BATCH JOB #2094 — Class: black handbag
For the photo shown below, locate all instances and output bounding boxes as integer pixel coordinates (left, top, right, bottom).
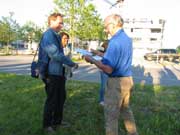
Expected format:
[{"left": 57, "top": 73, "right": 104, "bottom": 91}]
[{"left": 31, "top": 46, "right": 39, "bottom": 78}]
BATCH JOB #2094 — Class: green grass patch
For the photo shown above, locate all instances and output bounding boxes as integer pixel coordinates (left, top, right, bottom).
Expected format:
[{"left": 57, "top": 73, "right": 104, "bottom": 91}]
[{"left": 0, "top": 73, "right": 180, "bottom": 135}]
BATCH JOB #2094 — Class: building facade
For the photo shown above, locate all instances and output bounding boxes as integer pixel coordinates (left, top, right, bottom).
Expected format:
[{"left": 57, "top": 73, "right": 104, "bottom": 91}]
[{"left": 124, "top": 18, "right": 165, "bottom": 54}]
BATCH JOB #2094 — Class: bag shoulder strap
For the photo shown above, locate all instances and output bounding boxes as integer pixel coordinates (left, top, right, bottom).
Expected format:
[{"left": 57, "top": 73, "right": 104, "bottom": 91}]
[
  {"left": 32, "top": 45, "right": 39, "bottom": 62},
  {"left": 32, "top": 35, "right": 43, "bottom": 62}
]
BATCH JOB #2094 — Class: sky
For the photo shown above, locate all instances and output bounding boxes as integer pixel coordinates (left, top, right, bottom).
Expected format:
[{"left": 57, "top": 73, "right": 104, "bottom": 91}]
[
  {"left": 0, "top": 0, "right": 180, "bottom": 47},
  {"left": 1, "top": 0, "right": 179, "bottom": 25},
  {"left": 93, "top": 0, "right": 180, "bottom": 47},
  {"left": 0, "top": 0, "right": 55, "bottom": 26}
]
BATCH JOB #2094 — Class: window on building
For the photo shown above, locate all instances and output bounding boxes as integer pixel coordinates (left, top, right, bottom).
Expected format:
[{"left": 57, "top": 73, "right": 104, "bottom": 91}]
[
  {"left": 131, "top": 28, "right": 133, "bottom": 32},
  {"left": 150, "top": 38, "right": 157, "bottom": 41},
  {"left": 151, "top": 28, "right": 161, "bottom": 33},
  {"left": 133, "top": 37, "right": 142, "bottom": 42}
]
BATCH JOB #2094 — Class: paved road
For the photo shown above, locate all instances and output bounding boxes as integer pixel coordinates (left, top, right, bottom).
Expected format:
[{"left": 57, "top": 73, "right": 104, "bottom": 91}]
[{"left": 0, "top": 55, "right": 180, "bottom": 86}]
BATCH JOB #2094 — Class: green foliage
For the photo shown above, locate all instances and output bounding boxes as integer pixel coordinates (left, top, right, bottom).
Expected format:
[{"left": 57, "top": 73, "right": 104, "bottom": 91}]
[
  {"left": 0, "top": 12, "right": 20, "bottom": 45},
  {"left": 76, "top": 4, "right": 105, "bottom": 40},
  {"left": 53, "top": 0, "right": 106, "bottom": 42},
  {"left": 0, "top": 12, "right": 43, "bottom": 47},
  {"left": 176, "top": 45, "right": 180, "bottom": 53},
  {"left": 0, "top": 73, "right": 180, "bottom": 135},
  {"left": 20, "top": 21, "right": 43, "bottom": 42},
  {"left": 0, "top": 1, "right": 106, "bottom": 50}
]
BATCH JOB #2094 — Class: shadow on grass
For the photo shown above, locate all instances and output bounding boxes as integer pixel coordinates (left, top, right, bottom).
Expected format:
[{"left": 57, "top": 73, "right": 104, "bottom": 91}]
[
  {"left": 0, "top": 73, "right": 180, "bottom": 135},
  {"left": 0, "top": 73, "right": 104, "bottom": 135}
]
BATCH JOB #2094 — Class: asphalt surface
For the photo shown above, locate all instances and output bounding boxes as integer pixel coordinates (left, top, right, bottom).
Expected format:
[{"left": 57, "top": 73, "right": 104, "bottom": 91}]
[{"left": 0, "top": 55, "right": 180, "bottom": 86}]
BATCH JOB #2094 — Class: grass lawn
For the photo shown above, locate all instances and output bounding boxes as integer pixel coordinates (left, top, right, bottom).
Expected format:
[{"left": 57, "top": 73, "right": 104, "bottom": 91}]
[{"left": 0, "top": 73, "right": 180, "bottom": 135}]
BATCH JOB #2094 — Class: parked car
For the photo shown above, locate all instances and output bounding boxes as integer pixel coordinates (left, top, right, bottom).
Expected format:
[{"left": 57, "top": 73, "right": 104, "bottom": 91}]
[{"left": 144, "top": 49, "right": 180, "bottom": 62}]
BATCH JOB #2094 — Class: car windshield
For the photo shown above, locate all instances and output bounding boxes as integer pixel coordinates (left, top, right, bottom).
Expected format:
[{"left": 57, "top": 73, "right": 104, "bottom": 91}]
[{"left": 157, "top": 49, "right": 176, "bottom": 54}]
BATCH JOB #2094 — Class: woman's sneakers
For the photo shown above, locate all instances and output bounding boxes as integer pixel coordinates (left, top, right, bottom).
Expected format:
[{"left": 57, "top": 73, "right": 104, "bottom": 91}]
[
  {"left": 43, "top": 126, "right": 55, "bottom": 134},
  {"left": 99, "top": 101, "right": 105, "bottom": 106}
]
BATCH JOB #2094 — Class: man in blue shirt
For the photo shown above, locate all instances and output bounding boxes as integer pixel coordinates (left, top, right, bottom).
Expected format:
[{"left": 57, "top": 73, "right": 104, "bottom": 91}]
[
  {"left": 84, "top": 14, "right": 138, "bottom": 135},
  {"left": 39, "top": 13, "right": 78, "bottom": 133}
]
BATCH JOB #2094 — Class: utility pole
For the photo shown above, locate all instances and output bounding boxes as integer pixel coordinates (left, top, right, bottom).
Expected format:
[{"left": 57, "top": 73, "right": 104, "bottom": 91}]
[{"left": 160, "top": 19, "right": 166, "bottom": 49}]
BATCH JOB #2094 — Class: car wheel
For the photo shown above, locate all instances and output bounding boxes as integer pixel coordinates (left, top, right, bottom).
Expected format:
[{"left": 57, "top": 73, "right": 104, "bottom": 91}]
[
  {"left": 160, "top": 57, "right": 164, "bottom": 63},
  {"left": 169, "top": 57, "right": 173, "bottom": 62},
  {"left": 147, "top": 57, "right": 152, "bottom": 61}
]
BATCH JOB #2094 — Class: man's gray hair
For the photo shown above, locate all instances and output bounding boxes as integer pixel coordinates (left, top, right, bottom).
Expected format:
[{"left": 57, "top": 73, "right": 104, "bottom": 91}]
[{"left": 105, "top": 14, "right": 124, "bottom": 26}]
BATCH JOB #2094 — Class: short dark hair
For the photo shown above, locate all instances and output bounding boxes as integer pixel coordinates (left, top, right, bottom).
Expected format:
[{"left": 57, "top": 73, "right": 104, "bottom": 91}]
[
  {"left": 101, "top": 40, "right": 109, "bottom": 51},
  {"left": 48, "top": 13, "right": 63, "bottom": 26},
  {"left": 60, "top": 32, "right": 69, "bottom": 39}
]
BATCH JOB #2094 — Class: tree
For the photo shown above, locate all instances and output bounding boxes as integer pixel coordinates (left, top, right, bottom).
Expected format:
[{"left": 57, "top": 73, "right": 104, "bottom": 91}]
[
  {"left": 176, "top": 45, "right": 180, "bottom": 53},
  {"left": 0, "top": 12, "right": 43, "bottom": 54},
  {"left": 0, "top": 12, "right": 21, "bottom": 54},
  {"left": 20, "top": 21, "right": 43, "bottom": 43},
  {"left": 76, "top": 4, "right": 106, "bottom": 40},
  {"left": 53, "top": 0, "right": 106, "bottom": 48},
  {"left": 0, "top": 12, "right": 20, "bottom": 45}
]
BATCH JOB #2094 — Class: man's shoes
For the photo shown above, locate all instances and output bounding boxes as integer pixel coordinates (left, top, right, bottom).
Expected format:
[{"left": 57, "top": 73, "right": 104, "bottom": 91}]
[
  {"left": 43, "top": 126, "right": 56, "bottom": 134},
  {"left": 53, "top": 121, "right": 70, "bottom": 130},
  {"left": 61, "top": 121, "right": 70, "bottom": 128},
  {"left": 69, "top": 72, "right": 73, "bottom": 78}
]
